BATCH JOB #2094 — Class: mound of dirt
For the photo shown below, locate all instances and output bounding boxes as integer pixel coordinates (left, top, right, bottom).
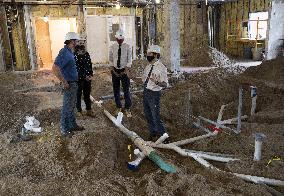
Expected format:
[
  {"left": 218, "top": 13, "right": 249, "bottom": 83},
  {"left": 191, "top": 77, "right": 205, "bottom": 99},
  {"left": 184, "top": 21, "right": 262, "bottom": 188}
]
[
  {"left": 244, "top": 57, "right": 284, "bottom": 85},
  {"left": 209, "top": 47, "right": 235, "bottom": 68},
  {"left": 1, "top": 59, "right": 284, "bottom": 195}
]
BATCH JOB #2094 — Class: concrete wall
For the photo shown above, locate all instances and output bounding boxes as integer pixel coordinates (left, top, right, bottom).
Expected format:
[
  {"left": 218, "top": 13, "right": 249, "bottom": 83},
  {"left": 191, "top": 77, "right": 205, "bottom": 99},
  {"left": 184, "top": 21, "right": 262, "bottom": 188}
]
[{"left": 267, "top": 0, "right": 284, "bottom": 59}]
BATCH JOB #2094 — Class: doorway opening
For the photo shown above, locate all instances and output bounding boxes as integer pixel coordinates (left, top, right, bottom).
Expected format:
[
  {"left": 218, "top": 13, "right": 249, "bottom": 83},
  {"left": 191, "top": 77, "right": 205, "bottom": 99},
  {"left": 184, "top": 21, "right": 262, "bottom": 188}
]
[{"left": 34, "top": 17, "right": 77, "bottom": 69}]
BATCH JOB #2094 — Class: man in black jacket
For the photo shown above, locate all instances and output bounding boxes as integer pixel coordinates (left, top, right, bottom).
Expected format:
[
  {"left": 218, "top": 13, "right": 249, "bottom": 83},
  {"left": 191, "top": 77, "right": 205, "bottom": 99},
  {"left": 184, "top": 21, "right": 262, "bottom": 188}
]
[{"left": 74, "top": 44, "right": 95, "bottom": 117}]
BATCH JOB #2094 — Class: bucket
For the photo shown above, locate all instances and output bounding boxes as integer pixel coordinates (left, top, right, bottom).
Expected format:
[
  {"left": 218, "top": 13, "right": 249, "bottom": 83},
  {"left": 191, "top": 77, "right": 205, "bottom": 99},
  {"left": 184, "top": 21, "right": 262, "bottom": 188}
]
[
  {"left": 252, "top": 48, "right": 263, "bottom": 61},
  {"left": 243, "top": 46, "right": 252, "bottom": 59}
]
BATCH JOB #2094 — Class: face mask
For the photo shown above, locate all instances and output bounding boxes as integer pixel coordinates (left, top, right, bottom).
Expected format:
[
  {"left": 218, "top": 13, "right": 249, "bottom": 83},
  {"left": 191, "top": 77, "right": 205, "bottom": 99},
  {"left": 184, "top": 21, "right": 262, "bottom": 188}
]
[
  {"left": 147, "top": 56, "right": 155, "bottom": 62},
  {"left": 117, "top": 39, "right": 124, "bottom": 45}
]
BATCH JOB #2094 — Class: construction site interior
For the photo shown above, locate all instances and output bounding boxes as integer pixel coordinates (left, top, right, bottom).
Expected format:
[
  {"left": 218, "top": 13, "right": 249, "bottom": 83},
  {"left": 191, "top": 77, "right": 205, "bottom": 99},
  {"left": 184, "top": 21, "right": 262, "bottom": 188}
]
[{"left": 0, "top": 0, "right": 284, "bottom": 195}]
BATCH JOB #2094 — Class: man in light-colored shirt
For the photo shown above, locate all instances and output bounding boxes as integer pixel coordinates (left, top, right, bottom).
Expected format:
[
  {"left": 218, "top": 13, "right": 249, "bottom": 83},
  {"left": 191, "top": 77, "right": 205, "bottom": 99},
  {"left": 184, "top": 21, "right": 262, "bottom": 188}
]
[
  {"left": 109, "top": 30, "right": 132, "bottom": 117},
  {"left": 141, "top": 45, "right": 169, "bottom": 142}
]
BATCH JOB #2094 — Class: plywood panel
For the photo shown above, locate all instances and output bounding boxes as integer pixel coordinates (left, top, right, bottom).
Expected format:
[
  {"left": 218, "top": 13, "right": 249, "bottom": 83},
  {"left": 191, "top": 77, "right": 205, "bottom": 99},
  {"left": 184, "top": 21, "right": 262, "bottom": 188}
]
[{"left": 35, "top": 19, "right": 52, "bottom": 66}]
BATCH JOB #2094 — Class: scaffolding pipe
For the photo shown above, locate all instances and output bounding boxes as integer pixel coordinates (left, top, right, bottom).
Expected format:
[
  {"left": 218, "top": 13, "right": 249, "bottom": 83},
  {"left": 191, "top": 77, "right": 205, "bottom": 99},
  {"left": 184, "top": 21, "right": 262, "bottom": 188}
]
[{"left": 103, "top": 110, "right": 176, "bottom": 173}]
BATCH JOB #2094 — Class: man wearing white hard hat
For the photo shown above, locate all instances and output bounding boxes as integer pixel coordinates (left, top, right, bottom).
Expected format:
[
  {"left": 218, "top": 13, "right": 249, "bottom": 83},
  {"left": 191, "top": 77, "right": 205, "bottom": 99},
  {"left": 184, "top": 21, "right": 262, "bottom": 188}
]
[
  {"left": 141, "top": 45, "right": 169, "bottom": 142},
  {"left": 109, "top": 30, "right": 133, "bottom": 117},
  {"left": 52, "top": 32, "right": 85, "bottom": 137}
]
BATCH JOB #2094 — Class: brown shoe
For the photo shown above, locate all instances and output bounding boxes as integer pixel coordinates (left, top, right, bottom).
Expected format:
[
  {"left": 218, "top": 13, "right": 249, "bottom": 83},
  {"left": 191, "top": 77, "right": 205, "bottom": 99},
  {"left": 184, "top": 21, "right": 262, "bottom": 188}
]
[
  {"left": 125, "top": 109, "right": 132, "bottom": 118},
  {"left": 86, "top": 110, "right": 96, "bottom": 117},
  {"left": 70, "top": 126, "right": 85, "bottom": 132}
]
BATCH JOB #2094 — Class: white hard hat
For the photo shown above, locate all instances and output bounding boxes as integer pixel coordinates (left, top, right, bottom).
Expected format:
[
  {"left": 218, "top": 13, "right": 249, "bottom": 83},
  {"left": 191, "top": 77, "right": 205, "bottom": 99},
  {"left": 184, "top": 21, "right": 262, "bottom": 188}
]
[
  {"left": 64, "top": 32, "right": 80, "bottom": 42},
  {"left": 147, "top": 45, "right": 161, "bottom": 54},
  {"left": 115, "top": 30, "right": 125, "bottom": 39}
]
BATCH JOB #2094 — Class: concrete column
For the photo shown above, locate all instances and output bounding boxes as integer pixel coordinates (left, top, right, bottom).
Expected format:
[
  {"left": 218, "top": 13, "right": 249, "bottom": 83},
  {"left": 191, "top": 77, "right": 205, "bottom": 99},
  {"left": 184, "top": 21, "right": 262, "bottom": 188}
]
[
  {"left": 267, "top": 0, "right": 284, "bottom": 60},
  {"left": 161, "top": 0, "right": 180, "bottom": 72}
]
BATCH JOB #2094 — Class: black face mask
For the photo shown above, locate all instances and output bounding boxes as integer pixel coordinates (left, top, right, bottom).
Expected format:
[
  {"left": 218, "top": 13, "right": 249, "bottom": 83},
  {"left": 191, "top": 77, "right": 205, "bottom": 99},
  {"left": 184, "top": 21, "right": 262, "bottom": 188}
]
[{"left": 147, "top": 56, "right": 155, "bottom": 62}]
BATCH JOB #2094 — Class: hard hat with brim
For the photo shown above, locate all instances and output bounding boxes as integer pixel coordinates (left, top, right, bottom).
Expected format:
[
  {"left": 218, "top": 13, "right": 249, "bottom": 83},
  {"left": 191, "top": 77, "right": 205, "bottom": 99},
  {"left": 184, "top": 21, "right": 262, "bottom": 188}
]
[
  {"left": 147, "top": 45, "right": 161, "bottom": 54},
  {"left": 64, "top": 32, "right": 80, "bottom": 41},
  {"left": 115, "top": 30, "right": 125, "bottom": 39}
]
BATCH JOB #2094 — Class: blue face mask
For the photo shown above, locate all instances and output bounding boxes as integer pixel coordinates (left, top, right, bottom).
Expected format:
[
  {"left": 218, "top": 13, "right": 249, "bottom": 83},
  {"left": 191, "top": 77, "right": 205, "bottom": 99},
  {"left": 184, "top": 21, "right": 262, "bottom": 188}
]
[{"left": 147, "top": 56, "right": 155, "bottom": 62}]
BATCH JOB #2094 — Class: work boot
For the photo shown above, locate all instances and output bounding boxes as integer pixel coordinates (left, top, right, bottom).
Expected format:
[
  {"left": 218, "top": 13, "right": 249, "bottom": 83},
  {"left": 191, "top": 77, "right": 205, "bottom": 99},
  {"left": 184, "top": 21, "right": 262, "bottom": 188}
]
[
  {"left": 70, "top": 125, "right": 85, "bottom": 132},
  {"left": 86, "top": 110, "right": 96, "bottom": 117},
  {"left": 115, "top": 108, "right": 122, "bottom": 115},
  {"left": 76, "top": 111, "right": 83, "bottom": 117},
  {"left": 163, "top": 138, "right": 171, "bottom": 144},
  {"left": 148, "top": 133, "right": 157, "bottom": 141},
  {"left": 61, "top": 131, "right": 74, "bottom": 138},
  {"left": 125, "top": 109, "right": 132, "bottom": 118}
]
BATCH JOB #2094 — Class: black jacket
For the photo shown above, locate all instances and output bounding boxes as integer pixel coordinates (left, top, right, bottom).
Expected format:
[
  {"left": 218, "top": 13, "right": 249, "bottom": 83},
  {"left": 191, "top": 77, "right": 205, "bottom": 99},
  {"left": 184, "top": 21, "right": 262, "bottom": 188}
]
[{"left": 74, "top": 52, "right": 93, "bottom": 81}]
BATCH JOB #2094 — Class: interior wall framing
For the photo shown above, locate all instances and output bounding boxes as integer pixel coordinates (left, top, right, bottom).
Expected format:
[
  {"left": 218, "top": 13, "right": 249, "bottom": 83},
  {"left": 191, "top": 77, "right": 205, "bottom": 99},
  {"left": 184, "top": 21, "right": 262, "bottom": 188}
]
[
  {"left": 219, "top": 0, "right": 271, "bottom": 58},
  {"left": 155, "top": 0, "right": 209, "bottom": 67},
  {"left": 0, "top": 5, "right": 13, "bottom": 71}
]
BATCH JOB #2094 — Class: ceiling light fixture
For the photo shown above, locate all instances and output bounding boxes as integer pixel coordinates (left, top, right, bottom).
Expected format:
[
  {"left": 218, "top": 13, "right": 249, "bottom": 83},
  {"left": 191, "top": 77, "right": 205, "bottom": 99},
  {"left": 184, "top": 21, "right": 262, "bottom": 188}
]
[{"left": 155, "top": 0, "right": 160, "bottom": 3}]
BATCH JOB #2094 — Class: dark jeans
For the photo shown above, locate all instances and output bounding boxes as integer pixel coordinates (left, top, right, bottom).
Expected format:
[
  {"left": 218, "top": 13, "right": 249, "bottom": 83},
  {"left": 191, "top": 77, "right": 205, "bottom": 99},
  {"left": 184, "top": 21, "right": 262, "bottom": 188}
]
[
  {"left": 76, "top": 80, "right": 92, "bottom": 112},
  {"left": 111, "top": 72, "right": 132, "bottom": 109},
  {"left": 143, "top": 88, "right": 166, "bottom": 136},
  {"left": 61, "top": 82, "right": 79, "bottom": 134}
]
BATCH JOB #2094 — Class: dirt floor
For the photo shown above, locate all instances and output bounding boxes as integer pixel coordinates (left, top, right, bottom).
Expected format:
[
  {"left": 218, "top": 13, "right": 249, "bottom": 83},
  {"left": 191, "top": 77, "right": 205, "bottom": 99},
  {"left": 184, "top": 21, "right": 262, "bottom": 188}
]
[{"left": 0, "top": 57, "right": 283, "bottom": 195}]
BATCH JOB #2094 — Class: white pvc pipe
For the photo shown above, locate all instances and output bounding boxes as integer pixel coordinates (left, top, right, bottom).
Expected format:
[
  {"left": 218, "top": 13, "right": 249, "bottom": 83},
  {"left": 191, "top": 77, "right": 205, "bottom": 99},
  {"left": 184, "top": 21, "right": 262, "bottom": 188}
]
[
  {"left": 154, "top": 143, "right": 238, "bottom": 163},
  {"left": 232, "top": 173, "right": 284, "bottom": 186},
  {"left": 193, "top": 153, "right": 239, "bottom": 163},
  {"left": 155, "top": 133, "right": 169, "bottom": 145},
  {"left": 251, "top": 96, "right": 257, "bottom": 116},
  {"left": 219, "top": 115, "right": 248, "bottom": 125},
  {"left": 199, "top": 116, "right": 238, "bottom": 134},
  {"left": 184, "top": 149, "right": 234, "bottom": 158},
  {"left": 217, "top": 104, "right": 228, "bottom": 124},
  {"left": 116, "top": 112, "right": 123, "bottom": 125},
  {"left": 168, "top": 132, "right": 218, "bottom": 146},
  {"left": 253, "top": 133, "right": 266, "bottom": 161},
  {"left": 250, "top": 86, "right": 257, "bottom": 116},
  {"left": 237, "top": 88, "right": 243, "bottom": 133},
  {"left": 254, "top": 140, "right": 263, "bottom": 161},
  {"left": 190, "top": 154, "right": 215, "bottom": 169},
  {"left": 104, "top": 109, "right": 154, "bottom": 156},
  {"left": 193, "top": 122, "right": 211, "bottom": 133}
]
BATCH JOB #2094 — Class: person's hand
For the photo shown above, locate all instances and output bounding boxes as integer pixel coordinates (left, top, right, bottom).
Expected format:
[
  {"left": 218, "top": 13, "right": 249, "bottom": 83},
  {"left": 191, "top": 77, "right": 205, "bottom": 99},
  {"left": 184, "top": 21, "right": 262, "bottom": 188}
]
[
  {"left": 86, "top": 75, "right": 93, "bottom": 81},
  {"left": 111, "top": 69, "right": 120, "bottom": 77},
  {"left": 150, "top": 73, "right": 159, "bottom": 84},
  {"left": 63, "top": 80, "right": 70, "bottom": 90}
]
